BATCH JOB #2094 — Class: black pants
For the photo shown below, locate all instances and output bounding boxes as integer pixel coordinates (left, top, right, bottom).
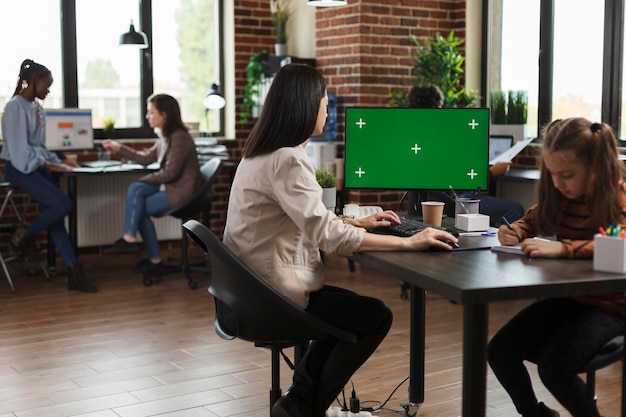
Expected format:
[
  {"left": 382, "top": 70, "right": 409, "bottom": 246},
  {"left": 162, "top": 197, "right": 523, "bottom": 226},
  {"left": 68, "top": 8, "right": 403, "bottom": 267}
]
[
  {"left": 289, "top": 285, "right": 393, "bottom": 415},
  {"left": 487, "top": 297, "right": 623, "bottom": 417}
]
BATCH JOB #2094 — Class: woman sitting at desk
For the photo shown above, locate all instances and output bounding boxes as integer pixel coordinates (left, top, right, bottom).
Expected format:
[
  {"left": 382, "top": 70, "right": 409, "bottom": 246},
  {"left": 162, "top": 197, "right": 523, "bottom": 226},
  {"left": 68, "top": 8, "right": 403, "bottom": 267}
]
[
  {"left": 1, "top": 59, "right": 95, "bottom": 293},
  {"left": 225, "top": 63, "right": 458, "bottom": 417},
  {"left": 102, "top": 94, "right": 201, "bottom": 277},
  {"left": 489, "top": 117, "right": 626, "bottom": 417}
]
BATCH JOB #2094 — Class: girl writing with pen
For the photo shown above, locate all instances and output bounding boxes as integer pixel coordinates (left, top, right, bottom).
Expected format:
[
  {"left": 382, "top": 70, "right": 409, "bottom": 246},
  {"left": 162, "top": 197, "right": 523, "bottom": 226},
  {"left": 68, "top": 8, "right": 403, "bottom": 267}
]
[{"left": 489, "top": 117, "right": 626, "bottom": 417}]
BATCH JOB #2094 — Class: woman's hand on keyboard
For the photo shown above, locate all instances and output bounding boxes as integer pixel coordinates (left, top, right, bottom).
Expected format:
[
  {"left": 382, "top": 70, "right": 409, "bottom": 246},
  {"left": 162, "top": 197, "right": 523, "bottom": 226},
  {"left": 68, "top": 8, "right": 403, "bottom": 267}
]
[{"left": 353, "top": 210, "right": 400, "bottom": 230}]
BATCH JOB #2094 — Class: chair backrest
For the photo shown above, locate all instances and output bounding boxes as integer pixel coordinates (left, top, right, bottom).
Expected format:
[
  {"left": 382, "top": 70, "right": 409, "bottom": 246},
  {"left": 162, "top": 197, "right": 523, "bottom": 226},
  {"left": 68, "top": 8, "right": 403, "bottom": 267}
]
[
  {"left": 165, "top": 158, "right": 222, "bottom": 219},
  {"left": 182, "top": 219, "right": 357, "bottom": 345}
]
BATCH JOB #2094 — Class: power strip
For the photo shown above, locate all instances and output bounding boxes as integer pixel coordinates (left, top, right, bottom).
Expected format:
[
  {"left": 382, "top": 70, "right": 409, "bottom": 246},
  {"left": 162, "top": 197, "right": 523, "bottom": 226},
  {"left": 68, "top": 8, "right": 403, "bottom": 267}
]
[{"left": 325, "top": 407, "right": 373, "bottom": 417}]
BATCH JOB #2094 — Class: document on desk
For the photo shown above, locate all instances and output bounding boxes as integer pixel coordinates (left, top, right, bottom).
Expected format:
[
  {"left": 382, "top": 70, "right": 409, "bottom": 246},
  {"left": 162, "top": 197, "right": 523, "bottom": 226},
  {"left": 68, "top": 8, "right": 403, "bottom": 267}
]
[
  {"left": 491, "top": 237, "right": 552, "bottom": 255},
  {"left": 489, "top": 137, "right": 534, "bottom": 166}
]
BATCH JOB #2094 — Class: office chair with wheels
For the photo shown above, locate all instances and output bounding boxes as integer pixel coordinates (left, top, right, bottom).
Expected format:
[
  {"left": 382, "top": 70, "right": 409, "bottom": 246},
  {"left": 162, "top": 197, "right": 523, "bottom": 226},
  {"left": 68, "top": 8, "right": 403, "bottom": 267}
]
[
  {"left": 0, "top": 181, "right": 50, "bottom": 292},
  {"left": 182, "top": 219, "right": 358, "bottom": 416},
  {"left": 148, "top": 157, "right": 222, "bottom": 289}
]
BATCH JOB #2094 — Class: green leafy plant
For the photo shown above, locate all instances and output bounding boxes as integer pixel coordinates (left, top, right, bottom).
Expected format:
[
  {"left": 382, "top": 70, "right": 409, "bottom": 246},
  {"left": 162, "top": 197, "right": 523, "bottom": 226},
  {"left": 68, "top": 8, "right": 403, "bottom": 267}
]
[
  {"left": 270, "top": 0, "right": 290, "bottom": 44},
  {"left": 507, "top": 90, "right": 528, "bottom": 124},
  {"left": 315, "top": 168, "right": 337, "bottom": 188},
  {"left": 489, "top": 90, "right": 507, "bottom": 124},
  {"left": 390, "top": 31, "right": 479, "bottom": 108},
  {"left": 240, "top": 50, "right": 269, "bottom": 124},
  {"left": 102, "top": 117, "right": 115, "bottom": 138},
  {"left": 489, "top": 90, "right": 528, "bottom": 124}
]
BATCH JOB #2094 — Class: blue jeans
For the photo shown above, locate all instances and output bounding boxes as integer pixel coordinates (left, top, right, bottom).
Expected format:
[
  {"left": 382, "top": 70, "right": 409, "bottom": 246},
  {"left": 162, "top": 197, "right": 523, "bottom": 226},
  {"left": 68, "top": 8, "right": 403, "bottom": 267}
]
[
  {"left": 5, "top": 162, "right": 77, "bottom": 265},
  {"left": 124, "top": 181, "right": 170, "bottom": 260}
]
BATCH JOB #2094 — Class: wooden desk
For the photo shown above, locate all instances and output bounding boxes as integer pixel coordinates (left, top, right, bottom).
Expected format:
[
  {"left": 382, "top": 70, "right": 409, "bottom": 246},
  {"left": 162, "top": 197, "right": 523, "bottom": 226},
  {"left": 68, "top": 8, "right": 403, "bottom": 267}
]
[{"left": 350, "top": 246, "right": 626, "bottom": 417}]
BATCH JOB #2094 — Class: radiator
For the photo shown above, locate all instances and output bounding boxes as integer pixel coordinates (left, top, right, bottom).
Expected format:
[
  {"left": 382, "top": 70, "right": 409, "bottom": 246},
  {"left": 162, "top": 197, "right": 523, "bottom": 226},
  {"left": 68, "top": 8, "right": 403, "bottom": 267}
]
[{"left": 62, "top": 172, "right": 181, "bottom": 248}]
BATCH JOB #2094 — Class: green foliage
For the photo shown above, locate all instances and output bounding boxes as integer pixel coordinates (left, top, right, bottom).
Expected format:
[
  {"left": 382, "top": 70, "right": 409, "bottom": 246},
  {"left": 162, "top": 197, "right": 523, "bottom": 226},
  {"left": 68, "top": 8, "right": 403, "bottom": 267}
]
[
  {"left": 315, "top": 168, "right": 337, "bottom": 188},
  {"left": 82, "top": 59, "right": 120, "bottom": 89},
  {"left": 177, "top": 0, "right": 217, "bottom": 130},
  {"left": 490, "top": 90, "right": 507, "bottom": 124},
  {"left": 507, "top": 90, "right": 528, "bottom": 124},
  {"left": 389, "top": 89, "right": 408, "bottom": 108},
  {"left": 271, "top": 0, "right": 290, "bottom": 44},
  {"left": 490, "top": 90, "right": 528, "bottom": 124},
  {"left": 407, "top": 31, "right": 479, "bottom": 108},
  {"left": 240, "top": 50, "right": 269, "bottom": 124},
  {"left": 103, "top": 117, "right": 115, "bottom": 132}
]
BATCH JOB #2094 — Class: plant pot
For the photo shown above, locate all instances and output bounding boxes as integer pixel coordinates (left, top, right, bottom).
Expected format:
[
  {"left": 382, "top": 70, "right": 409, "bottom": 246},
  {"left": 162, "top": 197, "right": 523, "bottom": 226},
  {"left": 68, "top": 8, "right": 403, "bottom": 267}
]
[
  {"left": 274, "top": 43, "right": 288, "bottom": 56},
  {"left": 490, "top": 124, "right": 528, "bottom": 143},
  {"left": 321, "top": 187, "right": 337, "bottom": 213}
]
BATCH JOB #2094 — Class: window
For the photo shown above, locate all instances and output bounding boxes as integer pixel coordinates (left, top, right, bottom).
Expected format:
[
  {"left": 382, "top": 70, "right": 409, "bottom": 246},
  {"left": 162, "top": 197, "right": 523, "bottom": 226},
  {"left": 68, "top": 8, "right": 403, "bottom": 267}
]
[
  {"left": 0, "top": 1, "right": 63, "bottom": 111},
  {"left": 1, "top": 0, "right": 223, "bottom": 138},
  {"left": 490, "top": 0, "right": 626, "bottom": 139}
]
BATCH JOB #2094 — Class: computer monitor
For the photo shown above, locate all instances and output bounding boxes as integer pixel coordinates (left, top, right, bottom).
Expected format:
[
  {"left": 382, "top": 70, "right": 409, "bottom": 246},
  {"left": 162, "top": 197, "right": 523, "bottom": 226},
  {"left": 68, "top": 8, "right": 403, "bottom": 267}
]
[
  {"left": 344, "top": 107, "right": 490, "bottom": 193},
  {"left": 44, "top": 108, "right": 94, "bottom": 151}
]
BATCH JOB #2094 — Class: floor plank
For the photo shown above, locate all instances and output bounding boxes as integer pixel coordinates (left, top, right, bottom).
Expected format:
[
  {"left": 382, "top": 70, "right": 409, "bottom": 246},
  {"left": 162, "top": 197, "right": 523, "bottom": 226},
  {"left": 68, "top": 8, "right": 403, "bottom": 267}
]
[{"left": 0, "top": 251, "right": 621, "bottom": 416}]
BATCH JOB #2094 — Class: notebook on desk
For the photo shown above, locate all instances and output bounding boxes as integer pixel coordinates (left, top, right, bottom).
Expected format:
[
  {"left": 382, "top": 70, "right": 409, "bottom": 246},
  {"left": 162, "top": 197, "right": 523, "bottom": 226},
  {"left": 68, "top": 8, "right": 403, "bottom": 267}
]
[{"left": 80, "top": 160, "right": 122, "bottom": 169}]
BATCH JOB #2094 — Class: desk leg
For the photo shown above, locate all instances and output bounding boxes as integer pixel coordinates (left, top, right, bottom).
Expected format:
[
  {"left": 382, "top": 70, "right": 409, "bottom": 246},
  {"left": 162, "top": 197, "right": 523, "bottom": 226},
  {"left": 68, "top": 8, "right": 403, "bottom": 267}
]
[
  {"left": 67, "top": 175, "right": 77, "bottom": 253},
  {"left": 462, "top": 303, "right": 488, "bottom": 417},
  {"left": 622, "top": 318, "right": 625, "bottom": 417},
  {"left": 408, "top": 285, "right": 426, "bottom": 405}
]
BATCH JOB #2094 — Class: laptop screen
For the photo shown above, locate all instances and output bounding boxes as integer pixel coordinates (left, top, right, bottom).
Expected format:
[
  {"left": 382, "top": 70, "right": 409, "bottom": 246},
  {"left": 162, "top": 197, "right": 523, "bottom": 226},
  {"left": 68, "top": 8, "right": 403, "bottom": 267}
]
[{"left": 489, "top": 135, "right": 514, "bottom": 162}]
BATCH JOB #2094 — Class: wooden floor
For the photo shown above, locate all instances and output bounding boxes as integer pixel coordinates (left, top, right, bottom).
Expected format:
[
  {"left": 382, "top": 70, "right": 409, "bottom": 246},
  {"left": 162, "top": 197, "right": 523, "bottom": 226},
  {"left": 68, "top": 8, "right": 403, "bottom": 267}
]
[{"left": 0, "top": 250, "right": 622, "bottom": 417}]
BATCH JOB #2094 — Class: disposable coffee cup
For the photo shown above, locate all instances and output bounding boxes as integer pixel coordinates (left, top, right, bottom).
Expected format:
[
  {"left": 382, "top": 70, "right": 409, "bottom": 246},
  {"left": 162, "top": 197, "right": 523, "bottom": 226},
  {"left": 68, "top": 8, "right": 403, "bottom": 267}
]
[
  {"left": 421, "top": 201, "right": 445, "bottom": 227},
  {"left": 65, "top": 153, "right": 77, "bottom": 165},
  {"left": 454, "top": 198, "right": 480, "bottom": 227}
]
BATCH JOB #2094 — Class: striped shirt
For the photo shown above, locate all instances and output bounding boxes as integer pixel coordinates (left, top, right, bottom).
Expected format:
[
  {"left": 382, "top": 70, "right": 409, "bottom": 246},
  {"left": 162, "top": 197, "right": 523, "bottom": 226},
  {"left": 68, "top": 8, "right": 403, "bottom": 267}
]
[{"left": 512, "top": 182, "right": 626, "bottom": 315}]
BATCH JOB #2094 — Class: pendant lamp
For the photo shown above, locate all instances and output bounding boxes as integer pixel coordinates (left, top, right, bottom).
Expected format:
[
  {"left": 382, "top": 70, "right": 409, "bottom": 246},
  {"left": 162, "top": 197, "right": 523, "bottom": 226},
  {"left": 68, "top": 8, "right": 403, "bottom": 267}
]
[
  {"left": 119, "top": 20, "right": 148, "bottom": 48},
  {"left": 307, "top": 0, "right": 348, "bottom": 6}
]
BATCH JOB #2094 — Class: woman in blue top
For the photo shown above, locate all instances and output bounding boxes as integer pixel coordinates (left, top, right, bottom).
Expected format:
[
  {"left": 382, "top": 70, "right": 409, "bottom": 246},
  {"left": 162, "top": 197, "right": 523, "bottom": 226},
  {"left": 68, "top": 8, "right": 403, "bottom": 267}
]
[{"left": 0, "top": 59, "right": 96, "bottom": 293}]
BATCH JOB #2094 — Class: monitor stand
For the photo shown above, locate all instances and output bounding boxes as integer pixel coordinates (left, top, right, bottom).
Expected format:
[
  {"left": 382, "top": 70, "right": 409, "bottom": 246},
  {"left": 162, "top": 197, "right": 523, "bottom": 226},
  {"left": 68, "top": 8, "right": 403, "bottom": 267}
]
[{"left": 407, "top": 190, "right": 428, "bottom": 218}]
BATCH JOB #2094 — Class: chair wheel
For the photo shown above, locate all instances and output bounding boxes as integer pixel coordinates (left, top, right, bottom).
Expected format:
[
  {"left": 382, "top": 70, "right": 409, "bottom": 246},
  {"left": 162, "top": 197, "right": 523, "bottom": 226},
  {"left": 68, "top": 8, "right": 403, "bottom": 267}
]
[
  {"left": 188, "top": 280, "right": 198, "bottom": 290},
  {"left": 143, "top": 277, "right": 153, "bottom": 286}
]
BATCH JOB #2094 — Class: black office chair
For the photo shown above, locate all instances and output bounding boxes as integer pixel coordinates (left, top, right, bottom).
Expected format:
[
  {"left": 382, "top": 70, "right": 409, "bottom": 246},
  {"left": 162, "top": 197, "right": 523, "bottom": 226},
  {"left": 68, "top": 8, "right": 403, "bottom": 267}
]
[
  {"left": 148, "top": 158, "right": 222, "bottom": 289},
  {"left": 182, "top": 219, "right": 358, "bottom": 415},
  {"left": 526, "top": 334, "right": 624, "bottom": 405}
]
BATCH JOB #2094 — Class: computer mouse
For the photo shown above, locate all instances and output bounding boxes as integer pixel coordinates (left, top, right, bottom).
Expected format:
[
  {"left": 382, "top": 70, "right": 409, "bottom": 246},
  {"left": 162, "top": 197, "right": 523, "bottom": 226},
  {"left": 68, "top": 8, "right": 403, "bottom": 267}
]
[{"left": 428, "top": 239, "right": 460, "bottom": 251}]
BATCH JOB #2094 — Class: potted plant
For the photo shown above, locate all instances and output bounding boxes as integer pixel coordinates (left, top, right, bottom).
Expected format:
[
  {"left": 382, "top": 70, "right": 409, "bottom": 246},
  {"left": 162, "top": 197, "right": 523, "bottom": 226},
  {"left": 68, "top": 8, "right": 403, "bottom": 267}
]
[
  {"left": 490, "top": 89, "right": 528, "bottom": 142},
  {"left": 102, "top": 117, "right": 115, "bottom": 139},
  {"left": 390, "top": 31, "right": 479, "bottom": 108},
  {"left": 270, "top": 0, "right": 291, "bottom": 56},
  {"left": 315, "top": 168, "right": 337, "bottom": 212},
  {"left": 240, "top": 50, "right": 269, "bottom": 124}
]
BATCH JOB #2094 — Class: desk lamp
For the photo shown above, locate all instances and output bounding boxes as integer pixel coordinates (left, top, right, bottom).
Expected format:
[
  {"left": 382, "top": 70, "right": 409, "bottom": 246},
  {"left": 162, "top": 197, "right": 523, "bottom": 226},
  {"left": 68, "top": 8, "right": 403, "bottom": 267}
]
[
  {"left": 202, "top": 83, "right": 226, "bottom": 136},
  {"left": 307, "top": 0, "right": 348, "bottom": 6},
  {"left": 119, "top": 20, "right": 148, "bottom": 48}
]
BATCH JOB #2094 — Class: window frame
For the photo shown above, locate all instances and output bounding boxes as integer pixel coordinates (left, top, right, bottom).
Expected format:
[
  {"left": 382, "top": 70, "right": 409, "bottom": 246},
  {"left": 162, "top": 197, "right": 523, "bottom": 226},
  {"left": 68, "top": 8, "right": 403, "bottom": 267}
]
[{"left": 60, "top": 0, "right": 224, "bottom": 139}]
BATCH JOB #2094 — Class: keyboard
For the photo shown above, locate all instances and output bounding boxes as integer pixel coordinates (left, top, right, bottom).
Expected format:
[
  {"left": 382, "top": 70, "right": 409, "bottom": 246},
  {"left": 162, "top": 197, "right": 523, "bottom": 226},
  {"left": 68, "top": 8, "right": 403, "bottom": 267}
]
[{"left": 376, "top": 215, "right": 447, "bottom": 237}]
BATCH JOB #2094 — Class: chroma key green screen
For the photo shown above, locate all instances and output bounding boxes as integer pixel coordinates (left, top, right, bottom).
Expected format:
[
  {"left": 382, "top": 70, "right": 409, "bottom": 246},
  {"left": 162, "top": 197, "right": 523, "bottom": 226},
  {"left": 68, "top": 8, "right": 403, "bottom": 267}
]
[{"left": 344, "top": 107, "right": 490, "bottom": 191}]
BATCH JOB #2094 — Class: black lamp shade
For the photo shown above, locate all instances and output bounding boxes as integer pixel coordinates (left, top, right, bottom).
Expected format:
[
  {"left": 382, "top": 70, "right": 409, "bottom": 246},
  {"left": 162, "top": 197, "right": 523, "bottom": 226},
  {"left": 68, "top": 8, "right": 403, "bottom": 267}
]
[
  {"left": 119, "top": 21, "right": 148, "bottom": 48},
  {"left": 307, "top": 0, "right": 348, "bottom": 6}
]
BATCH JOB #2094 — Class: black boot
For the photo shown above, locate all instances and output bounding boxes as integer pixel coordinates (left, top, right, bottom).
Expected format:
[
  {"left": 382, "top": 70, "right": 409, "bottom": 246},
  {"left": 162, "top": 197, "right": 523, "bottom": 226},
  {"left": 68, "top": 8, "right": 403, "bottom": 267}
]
[
  {"left": 67, "top": 262, "right": 97, "bottom": 293},
  {"left": 11, "top": 226, "right": 40, "bottom": 262}
]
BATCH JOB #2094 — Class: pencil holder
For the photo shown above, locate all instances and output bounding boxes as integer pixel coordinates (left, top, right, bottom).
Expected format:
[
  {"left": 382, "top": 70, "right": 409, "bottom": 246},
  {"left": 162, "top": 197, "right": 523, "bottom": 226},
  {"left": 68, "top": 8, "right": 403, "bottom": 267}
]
[{"left": 593, "top": 234, "right": 626, "bottom": 273}]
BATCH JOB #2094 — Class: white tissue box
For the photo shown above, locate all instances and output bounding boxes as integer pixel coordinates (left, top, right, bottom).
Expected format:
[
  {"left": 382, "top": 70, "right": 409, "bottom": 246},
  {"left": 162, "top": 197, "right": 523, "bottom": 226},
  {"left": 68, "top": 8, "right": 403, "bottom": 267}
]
[
  {"left": 456, "top": 213, "right": 490, "bottom": 231},
  {"left": 594, "top": 234, "right": 626, "bottom": 273}
]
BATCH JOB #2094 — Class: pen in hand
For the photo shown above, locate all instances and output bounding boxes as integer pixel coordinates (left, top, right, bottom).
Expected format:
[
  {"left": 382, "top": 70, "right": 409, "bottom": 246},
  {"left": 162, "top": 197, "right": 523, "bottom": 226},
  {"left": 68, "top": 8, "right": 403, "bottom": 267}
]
[{"left": 501, "top": 216, "right": 514, "bottom": 230}]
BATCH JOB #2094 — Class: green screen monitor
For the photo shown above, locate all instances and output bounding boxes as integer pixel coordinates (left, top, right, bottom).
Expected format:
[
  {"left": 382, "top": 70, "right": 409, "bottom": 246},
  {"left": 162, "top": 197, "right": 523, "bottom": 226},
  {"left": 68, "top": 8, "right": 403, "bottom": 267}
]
[{"left": 344, "top": 107, "right": 490, "bottom": 192}]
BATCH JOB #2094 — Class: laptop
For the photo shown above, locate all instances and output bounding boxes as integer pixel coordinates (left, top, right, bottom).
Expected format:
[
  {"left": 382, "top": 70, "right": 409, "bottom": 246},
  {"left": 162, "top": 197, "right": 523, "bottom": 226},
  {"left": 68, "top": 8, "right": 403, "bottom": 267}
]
[{"left": 489, "top": 135, "right": 514, "bottom": 163}]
